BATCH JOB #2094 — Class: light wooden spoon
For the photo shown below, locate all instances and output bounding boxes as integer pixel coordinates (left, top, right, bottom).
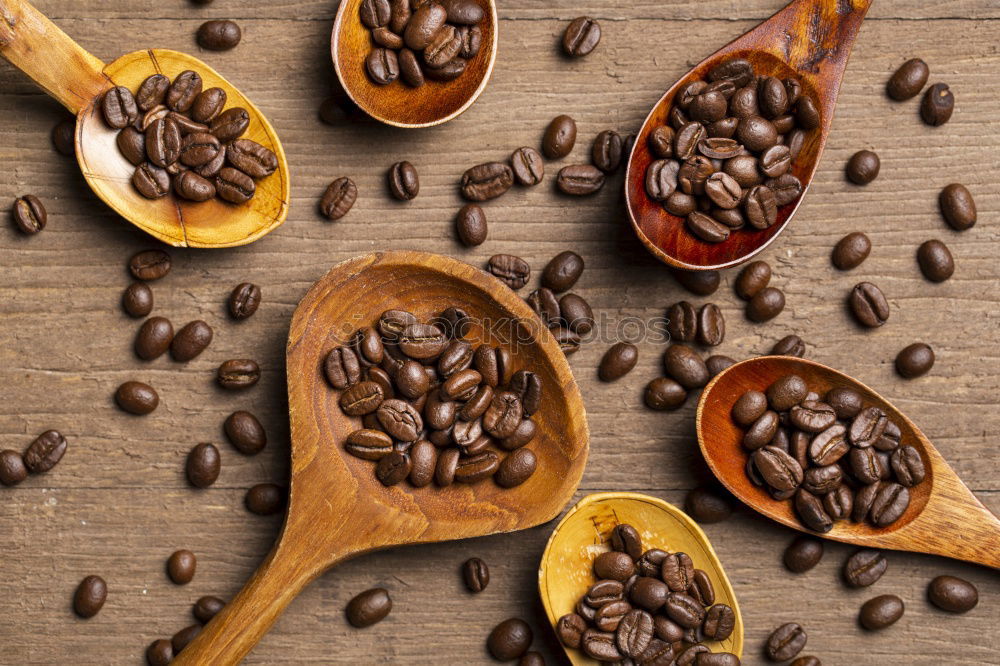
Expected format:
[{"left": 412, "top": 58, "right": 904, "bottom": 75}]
[
  {"left": 174, "top": 250, "right": 589, "bottom": 664},
  {"left": 539, "top": 492, "right": 744, "bottom": 665},
  {"left": 625, "top": 0, "right": 873, "bottom": 271},
  {"left": 0, "top": 0, "right": 289, "bottom": 248},
  {"left": 697, "top": 356, "right": 1000, "bottom": 568},
  {"left": 331, "top": 0, "right": 498, "bottom": 128}
]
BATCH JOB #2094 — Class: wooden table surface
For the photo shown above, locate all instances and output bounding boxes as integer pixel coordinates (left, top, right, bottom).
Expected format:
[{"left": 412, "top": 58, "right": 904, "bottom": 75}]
[{"left": 1, "top": 0, "right": 997, "bottom": 663}]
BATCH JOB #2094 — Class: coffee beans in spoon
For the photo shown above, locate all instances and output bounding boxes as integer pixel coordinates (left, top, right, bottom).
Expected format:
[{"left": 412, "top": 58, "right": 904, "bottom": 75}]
[
  {"left": 327, "top": 307, "right": 541, "bottom": 490},
  {"left": 645, "top": 57, "right": 817, "bottom": 243},
  {"left": 556, "top": 522, "right": 739, "bottom": 663},
  {"left": 731, "top": 375, "right": 927, "bottom": 532}
]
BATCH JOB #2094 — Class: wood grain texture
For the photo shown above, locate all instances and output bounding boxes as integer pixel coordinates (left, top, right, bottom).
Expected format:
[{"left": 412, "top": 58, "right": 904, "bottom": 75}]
[{"left": 1, "top": 1, "right": 998, "bottom": 664}]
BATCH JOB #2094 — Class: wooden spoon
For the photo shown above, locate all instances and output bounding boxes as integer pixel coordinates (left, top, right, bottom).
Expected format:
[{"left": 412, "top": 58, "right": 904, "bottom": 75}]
[
  {"left": 539, "top": 492, "right": 744, "bottom": 665},
  {"left": 625, "top": 0, "right": 873, "bottom": 271},
  {"left": 697, "top": 356, "right": 1000, "bottom": 568},
  {"left": 0, "top": 0, "right": 289, "bottom": 248},
  {"left": 174, "top": 250, "right": 589, "bottom": 664},
  {"left": 331, "top": 0, "right": 498, "bottom": 128}
]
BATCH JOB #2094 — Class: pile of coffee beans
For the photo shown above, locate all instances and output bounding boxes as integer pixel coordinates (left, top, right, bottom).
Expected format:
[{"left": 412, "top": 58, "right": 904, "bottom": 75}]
[
  {"left": 0, "top": 430, "right": 67, "bottom": 486},
  {"left": 360, "top": 0, "right": 484, "bottom": 87},
  {"left": 556, "top": 523, "right": 740, "bottom": 665},
  {"left": 732, "top": 375, "right": 927, "bottom": 532},
  {"left": 101, "top": 71, "right": 277, "bottom": 203},
  {"left": 327, "top": 307, "right": 541, "bottom": 490},
  {"left": 644, "top": 57, "right": 817, "bottom": 243}
]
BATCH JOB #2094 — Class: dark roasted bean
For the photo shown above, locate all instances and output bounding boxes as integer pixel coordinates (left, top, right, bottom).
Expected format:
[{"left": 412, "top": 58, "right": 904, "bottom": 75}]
[{"left": 920, "top": 82, "right": 954, "bottom": 126}]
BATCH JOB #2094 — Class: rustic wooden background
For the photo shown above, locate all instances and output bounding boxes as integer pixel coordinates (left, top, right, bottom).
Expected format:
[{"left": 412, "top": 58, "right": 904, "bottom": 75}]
[{"left": 1, "top": 0, "right": 997, "bottom": 663}]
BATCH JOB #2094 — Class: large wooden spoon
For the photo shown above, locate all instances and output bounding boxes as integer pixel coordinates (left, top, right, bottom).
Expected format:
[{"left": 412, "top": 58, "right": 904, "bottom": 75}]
[
  {"left": 625, "top": 0, "right": 873, "bottom": 271},
  {"left": 697, "top": 356, "right": 1000, "bottom": 568},
  {"left": 331, "top": 0, "right": 498, "bottom": 128},
  {"left": 174, "top": 250, "right": 589, "bottom": 664},
  {"left": 539, "top": 492, "right": 744, "bottom": 665},
  {"left": 0, "top": 0, "right": 289, "bottom": 247}
]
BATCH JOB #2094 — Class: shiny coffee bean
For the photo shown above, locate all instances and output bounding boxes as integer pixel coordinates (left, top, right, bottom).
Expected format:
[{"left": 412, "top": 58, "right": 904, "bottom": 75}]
[
  {"left": 461, "top": 162, "right": 514, "bottom": 201},
  {"left": 171, "top": 625, "right": 201, "bottom": 654},
  {"left": 844, "top": 549, "right": 887, "bottom": 587},
  {"left": 228, "top": 282, "right": 261, "bottom": 320},
  {"left": 599, "top": 343, "right": 638, "bottom": 382},
  {"left": 133, "top": 163, "right": 171, "bottom": 199},
  {"left": 747, "top": 287, "right": 785, "bottom": 322},
  {"left": 102, "top": 86, "right": 139, "bottom": 129},
  {"left": 175, "top": 171, "right": 217, "bottom": 202},
  {"left": 115, "top": 381, "right": 159, "bottom": 415},
  {"left": 685, "top": 487, "right": 732, "bottom": 523},
  {"left": 927, "top": 575, "right": 978, "bottom": 613},
  {"left": 563, "top": 16, "right": 601, "bottom": 57},
  {"left": 849, "top": 282, "right": 889, "bottom": 328},
  {"left": 735, "top": 260, "right": 771, "bottom": 300},
  {"left": 210, "top": 107, "right": 250, "bottom": 143},
  {"left": 696, "top": 303, "right": 725, "bottom": 346},
  {"left": 846, "top": 150, "right": 880, "bottom": 185},
  {"left": 0, "top": 450, "right": 28, "bottom": 486},
  {"left": 784, "top": 535, "right": 823, "bottom": 573},
  {"left": 226, "top": 139, "right": 277, "bottom": 179},
  {"left": 217, "top": 359, "right": 261, "bottom": 389},
  {"left": 644, "top": 377, "right": 687, "bottom": 411},
  {"left": 825, "top": 387, "right": 863, "bottom": 419},
  {"left": 73, "top": 575, "right": 107, "bottom": 618},
  {"left": 192, "top": 595, "right": 225, "bottom": 624},
  {"left": 771, "top": 334, "right": 805, "bottom": 357},
  {"left": 766, "top": 623, "right": 807, "bottom": 661},
  {"left": 146, "top": 639, "right": 174, "bottom": 665},
  {"left": 320, "top": 177, "right": 358, "bottom": 221},
  {"left": 170, "top": 320, "right": 213, "bottom": 361},
  {"left": 346, "top": 588, "right": 392, "bottom": 627},
  {"left": 186, "top": 443, "right": 220, "bottom": 488},
  {"left": 860, "top": 594, "right": 904, "bottom": 630},
  {"left": 706, "top": 354, "right": 736, "bottom": 377},
  {"left": 190, "top": 87, "right": 227, "bottom": 123},
  {"left": 920, "top": 82, "right": 954, "bottom": 126},
  {"left": 12, "top": 194, "right": 47, "bottom": 235},
  {"left": 52, "top": 118, "right": 76, "bottom": 156},
  {"left": 197, "top": 20, "right": 242, "bottom": 50},
  {"left": 890, "top": 446, "right": 926, "bottom": 486},
  {"left": 732, "top": 390, "right": 768, "bottom": 426},
  {"left": 167, "top": 71, "right": 203, "bottom": 113},
  {"left": 488, "top": 618, "right": 533, "bottom": 660},
  {"left": 224, "top": 410, "right": 267, "bottom": 455},
  {"left": 939, "top": 183, "right": 976, "bottom": 230},
  {"left": 167, "top": 549, "right": 197, "bottom": 584},
  {"left": 917, "top": 239, "right": 954, "bottom": 282},
  {"left": 455, "top": 204, "right": 487, "bottom": 246},
  {"left": 23, "top": 430, "right": 68, "bottom": 474},
  {"left": 887, "top": 58, "right": 929, "bottom": 100},
  {"left": 462, "top": 557, "right": 490, "bottom": 592},
  {"left": 559, "top": 293, "right": 594, "bottom": 334},
  {"left": 895, "top": 342, "right": 934, "bottom": 378},
  {"left": 136, "top": 74, "right": 170, "bottom": 111},
  {"left": 592, "top": 129, "right": 624, "bottom": 173},
  {"left": 557, "top": 164, "right": 605, "bottom": 195},
  {"left": 245, "top": 483, "right": 286, "bottom": 515},
  {"left": 662, "top": 344, "right": 709, "bottom": 389},
  {"left": 832, "top": 232, "right": 871, "bottom": 270},
  {"left": 671, "top": 268, "right": 720, "bottom": 296},
  {"left": 388, "top": 161, "right": 419, "bottom": 200},
  {"left": 543, "top": 114, "right": 577, "bottom": 159}
]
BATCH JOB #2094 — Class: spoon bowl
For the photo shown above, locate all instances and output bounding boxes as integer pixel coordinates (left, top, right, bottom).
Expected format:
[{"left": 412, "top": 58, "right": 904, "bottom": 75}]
[
  {"left": 331, "top": 0, "right": 498, "bottom": 128},
  {"left": 175, "top": 251, "right": 589, "bottom": 664},
  {"left": 625, "top": 0, "right": 873, "bottom": 271},
  {"left": 697, "top": 356, "right": 1000, "bottom": 568},
  {"left": 0, "top": 0, "right": 289, "bottom": 247},
  {"left": 539, "top": 492, "right": 743, "bottom": 665}
]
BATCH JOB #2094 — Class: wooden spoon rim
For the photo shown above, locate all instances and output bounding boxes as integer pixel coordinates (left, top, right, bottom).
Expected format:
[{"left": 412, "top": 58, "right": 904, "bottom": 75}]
[
  {"left": 538, "top": 491, "right": 744, "bottom": 664},
  {"left": 330, "top": 0, "right": 498, "bottom": 128}
]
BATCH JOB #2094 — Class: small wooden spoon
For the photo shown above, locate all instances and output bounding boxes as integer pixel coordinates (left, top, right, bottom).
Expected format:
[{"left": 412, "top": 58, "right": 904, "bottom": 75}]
[
  {"left": 174, "top": 251, "right": 589, "bottom": 664},
  {"left": 697, "top": 356, "right": 1000, "bottom": 568},
  {"left": 625, "top": 0, "right": 873, "bottom": 271},
  {"left": 331, "top": 0, "right": 498, "bottom": 128},
  {"left": 539, "top": 492, "right": 744, "bottom": 665},
  {"left": 0, "top": 0, "right": 289, "bottom": 247}
]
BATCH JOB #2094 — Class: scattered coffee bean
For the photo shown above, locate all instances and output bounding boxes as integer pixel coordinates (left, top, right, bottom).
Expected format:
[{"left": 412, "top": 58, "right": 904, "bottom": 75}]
[
  {"left": 671, "top": 268, "right": 719, "bottom": 296},
  {"left": 895, "top": 342, "right": 934, "bottom": 378},
  {"left": 706, "top": 354, "right": 736, "bottom": 377},
  {"left": 592, "top": 130, "right": 624, "bottom": 173},
  {"left": 245, "top": 482, "right": 286, "bottom": 515},
  {"left": 115, "top": 381, "right": 159, "bottom": 415},
  {"left": 489, "top": 618, "right": 533, "bottom": 660},
  {"left": 920, "top": 82, "right": 954, "bottom": 126},
  {"left": 747, "top": 286, "right": 785, "bottom": 322},
  {"left": 52, "top": 118, "right": 76, "bottom": 157},
  {"left": 122, "top": 282, "right": 154, "bottom": 318},
  {"left": 543, "top": 115, "right": 577, "bottom": 159},
  {"left": 197, "top": 19, "right": 242, "bottom": 51},
  {"left": 771, "top": 334, "right": 805, "bottom": 357},
  {"left": 542, "top": 251, "right": 584, "bottom": 292},
  {"left": 388, "top": 161, "right": 419, "bottom": 200},
  {"left": 846, "top": 150, "right": 879, "bottom": 185},
  {"left": 229, "top": 282, "right": 262, "bottom": 320},
  {"left": 320, "top": 177, "right": 358, "bottom": 221},
  {"left": 684, "top": 487, "right": 732, "bottom": 523},
  {"left": 766, "top": 622, "right": 807, "bottom": 661},
  {"left": 129, "top": 249, "right": 172, "bottom": 281},
  {"left": 102, "top": 86, "right": 139, "bottom": 129},
  {"left": 783, "top": 535, "right": 823, "bottom": 573},
  {"left": 598, "top": 343, "right": 638, "bottom": 382},
  {"left": 916, "top": 239, "right": 954, "bottom": 282},
  {"left": 146, "top": 639, "right": 174, "bottom": 665},
  {"left": 735, "top": 260, "right": 770, "bottom": 300},
  {"left": 171, "top": 624, "right": 201, "bottom": 654},
  {"left": 171, "top": 320, "right": 213, "bottom": 362},
  {"left": 488, "top": 254, "right": 530, "bottom": 290},
  {"left": 886, "top": 58, "right": 929, "bottom": 100},
  {"left": 193, "top": 596, "right": 225, "bottom": 624},
  {"left": 186, "top": 443, "right": 221, "bottom": 488},
  {"left": 217, "top": 359, "right": 261, "bottom": 389},
  {"left": 455, "top": 204, "right": 487, "bottom": 246},
  {"left": 938, "top": 183, "right": 976, "bottom": 230},
  {"left": 12, "top": 194, "right": 47, "bottom": 234},
  {"left": 510, "top": 146, "right": 545, "bottom": 186},
  {"left": 844, "top": 549, "right": 887, "bottom": 587},
  {"left": 73, "top": 575, "right": 107, "bottom": 618},
  {"left": 927, "top": 575, "right": 978, "bottom": 613},
  {"left": 860, "top": 594, "right": 904, "bottom": 630},
  {"left": 562, "top": 17, "right": 601, "bottom": 57},
  {"left": 848, "top": 282, "right": 889, "bottom": 328},
  {"left": 663, "top": 344, "right": 709, "bottom": 389},
  {"left": 462, "top": 557, "right": 489, "bottom": 593},
  {"left": 167, "top": 549, "right": 197, "bottom": 585},
  {"left": 224, "top": 410, "right": 267, "bottom": 454},
  {"left": 0, "top": 450, "right": 28, "bottom": 486},
  {"left": 462, "top": 162, "right": 514, "bottom": 201},
  {"left": 23, "top": 430, "right": 68, "bottom": 474},
  {"left": 644, "top": 377, "right": 687, "bottom": 411},
  {"left": 832, "top": 232, "right": 871, "bottom": 270},
  {"left": 696, "top": 303, "right": 725, "bottom": 346},
  {"left": 557, "top": 164, "right": 606, "bottom": 195}
]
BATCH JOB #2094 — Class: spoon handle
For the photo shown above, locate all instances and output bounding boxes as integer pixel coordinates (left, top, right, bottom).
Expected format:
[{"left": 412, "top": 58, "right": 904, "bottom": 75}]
[
  {"left": 0, "top": 0, "right": 108, "bottom": 114},
  {"left": 908, "top": 474, "right": 1000, "bottom": 569}
]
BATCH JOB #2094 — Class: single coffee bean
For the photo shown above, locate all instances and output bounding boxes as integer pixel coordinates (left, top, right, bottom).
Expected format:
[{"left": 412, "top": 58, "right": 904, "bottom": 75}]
[
  {"left": 663, "top": 344, "right": 709, "bottom": 389},
  {"left": 767, "top": 173, "right": 803, "bottom": 206},
  {"left": 190, "top": 87, "right": 227, "bottom": 123},
  {"left": 644, "top": 377, "right": 687, "bottom": 411},
  {"left": 557, "top": 613, "right": 587, "bottom": 649},
  {"left": 895, "top": 342, "right": 934, "bottom": 379},
  {"left": 747, "top": 286, "right": 785, "bottom": 322},
  {"left": 346, "top": 588, "right": 392, "bottom": 627},
  {"left": 245, "top": 483, "right": 285, "bottom": 515},
  {"left": 0, "top": 450, "right": 28, "bottom": 486},
  {"left": 794, "top": 95, "right": 821, "bottom": 129},
  {"left": 129, "top": 249, "right": 172, "bottom": 281},
  {"left": 706, "top": 354, "right": 736, "bottom": 377},
  {"left": 737, "top": 115, "right": 778, "bottom": 152},
  {"left": 764, "top": 374, "right": 806, "bottom": 411},
  {"left": 844, "top": 548, "right": 887, "bottom": 587},
  {"left": 441, "top": 0, "right": 483, "bottom": 24},
  {"left": 916, "top": 239, "right": 954, "bottom": 282},
  {"left": 920, "top": 82, "right": 954, "bottom": 126},
  {"left": 581, "top": 628, "right": 622, "bottom": 661},
  {"left": 404, "top": 1, "right": 447, "bottom": 49},
  {"left": 754, "top": 445, "right": 804, "bottom": 491},
  {"left": 374, "top": 398, "right": 422, "bottom": 442},
  {"left": 360, "top": 0, "right": 391, "bottom": 27},
  {"left": 186, "top": 443, "right": 220, "bottom": 488},
  {"left": 224, "top": 410, "right": 267, "bottom": 455},
  {"left": 167, "top": 549, "right": 197, "bottom": 584},
  {"left": 670, "top": 268, "right": 719, "bottom": 296},
  {"left": 382, "top": 162, "right": 420, "bottom": 206},
  {"left": 462, "top": 557, "right": 489, "bottom": 592},
  {"left": 344, "top": 429, "right": 393, "bottom": 461},
  {"left": 175, "top": 170, "right": 217, "bottom": 202},
  {"left": 733, "top": 260, "right": 770, "bottom": 301},
  {"left": 703, "top": 603, "right": 736, "bottom": 641},
  {"left": 22, "top": 430, "right": 67, "bottom": 474},
  {"left": 557, "top": 164, "right": 605, "bottom": 195},
  {"left": 771, "top": 334, "right": 805, "bottom": 357},
  {"left": 215, "top": 166, "right": 255, "bottom": 204},
  {"left": 192, "top": 595, "right": 225, "bottom": 624},
  {"left": 825, "top": 386, "right": 863, "bottom": 419},
  {"left": 790, "top": 400, "right": 837, "bottom": 432},
  {"left": 318, "top": 177, "right": 358, "bottom": 221},
  {"left": 663, "top": 591, "right": 704, "bottom": 628},
  {"left": 437, "top": 339, "right": 473, "bottom": 375},
  {"left": 732, "top": 390, "right": 767, "bottom": 426},
  {"left": 846, "top": 150, "right": 880, "bottom": 185},
  {"left": 366, "top": 47, "right": 400, "bottom": 85},
  {"left": 611, "top": 524, "right": 643, "bottom": 560},
  {"left": 784, "top": 535, "right": 823, "bottom": 573},
  {"left": 210, "top": 107, "right": 250, "bottom": 143},
  {"left": 146, "top": 639, "right": 174, "bottom": 665},
  {"left": 887, "top": 58, "right": 929, "bottom": 100},
  {"left": 116, "top": 126, "right": 146, "bottom": 166},
  {"left": 831, "top": 231, "right": 871, "bottom": 270},
  {"left": 325, "top": 347, "right": 362, "bottom": 390},
  {"left": 407, "top": 439, "right": 436, "bottom": 487},
  {"left": 543, "top": 114, "right": 577, "bottom": 159},
  {"left": 170, "top": 320, "right": 213, "bottom": 362},
  {"left": 167, "top": 71, "right": 203, "bottom": 113},
  {"left": 527, "top": 287, "right": 561, "bottom": 327},
  {"left": 115, "top": 381, "right": 159, "bottom": 415},
  {"left": 563, "top": 16, "right": 601, "bottom": 57},
  {"left": 138, "top": 104, "right": 170, "bottom": 132},
  {"left": 505, "top": 147, "right": 545, "bottom": 188},
  {"left": 169, "top": 111, "right": 209, "bottom": 136},
  {"left": 133, "top": 162, "right": 172, "bottom": 199},
  {"left": 928, "top": 575, "right": 978, "bottom": 613},
  {"left": 73, "top": 575, "right": 107, "bottom": 618},
  {"left": 852, "top": 482, "right": 882, "bottom": 523},
  {"left": 375, "top": 450, "right": 411, "bottom": 485},
  {"left": 593, "top": 551, "right": 635, "bottom": 583},
  {"left": 451, "top": 203, "right": 488, "bottom": 246},
  {"left": 495, "top": 447, "right": 537, "bottom": 488},
  {"left": 696, "top": 303, "right": 725, "bottom": 346},
  {"left": 424, "top": 58, "right": 466, "bottom": 82},
  {"left": 860, "top": 594, "right": 904, "bottom": 630},
  {"left": 684, "top": 487, "right": 732, "bottom": 523},
  {"left": 744, "top": 184, "right": 778, "bottom": 229},
  {"left": 51, "top": 118, "right": 76, "bottom": 157},
  {"left": 938, "top": 183, "right": 976, "bottom": 230},
  {"left": 224, "top": 283, "right": 261, "bottom": 321},
  {"left": 870, "top": 482, "right": 910, "bottom": 526},
  {"left": 217, "top": 359, "right": 261, "bottom": 389},
  {"left": 616, "top": 608, "right": 654, "bottom": 658},
  {"left": 648, "top": 125, "right": 675, "bottom": 158},
  {"left": 628, "top": 577, "right": 667, "bottom": 613},
  {"left": 850, "top": 446, "right": 883, "bottom": 485},
  {"left": 890, "top": 446, "right": 926, "bottom": 487},
  {"left": 485, "top": 254, "right": 532, "bottom": 291},
  {"left": 687, "top": 211, "right": 729, "bottom": 243},
  {"left": 197, "top": 19, "right": 242, "bottom": 50},
  {"left": 661, "top": 552, "right": 694, "bottom": 593},
  {"left": 850, "top": 406, "right": 889, "bottom": 449},
  {"left": 102, "top": 86, "right": 139, "bottom": 129},
  {"left": 11, "top": 194, "right": 47, "bottom": 235},
  {"left": 705, "top": 172, "right": 742, "bottom": 209},
  {"left": 461, "top": 162, "right": 514, "bottom": 201},
  {"left": 424, "top": 24, "right": 462, "bottom": 68},
  {"left": 758, "top": 75, "right": 790, "bottom": 118},
  {"left": 592, "top": 130, "right": 624, "bottom": 173},
  {"left": 488, "top": 617, "right": 533, "bottom": 660},
  {"left": 674, "top": 122, "right": 707, "bottom": 160},
  {"left": 849, "top": 282, "right": 889, "bottom": 328},
  {"left": 766, "top": 623, "right": 807, "bottom": 661},
  {"left": 172, "top": 624, "right": 201, "bottom": 654},
  {"left": 226, "top": 139, "right": 277, "bottom": 179},
  {"left": 599, "top": 342, "right": 638, "bottom": 382},
  {"left": 135, "top": 74, "right": 170, "bottom": 113},
  {"left": 795, "top": 488, "right": 833, "bottom": 532},
  {"left": 646, "top": 159, "right": 680, "bottom": 201}
]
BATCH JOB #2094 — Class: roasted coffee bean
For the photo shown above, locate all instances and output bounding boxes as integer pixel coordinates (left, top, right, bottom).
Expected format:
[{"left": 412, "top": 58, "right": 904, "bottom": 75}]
[
  {"left": 243, "top": 483, "right": 285, "bottom": 516},
  {"left": 711, "top": 206, "right": 744, "bottom": 229},
  {"left": 846, "top": 150, "right": 880, "bottom": 185},
  {"left": 890, "top": 446, "right": 925, "bottom": 487},
  {"left": 191, "top": 595, "right": 226, "bottom": 624},
  {"left": 644, "top": 377, "right": 687, "bottom": 411},
  {"left": 706, "top": 354, "right": 735, "bottom": 377},
  {"left": 73, "top": 575, "right": 107, "bottom": 618},
  {"left": 461, "top": 162, "right": 514, "bottom": 201},
  {"left": 375, "top": 450, "right": 411, "bottom": 486},
  {"left": 887, "top": 58, "right": 929, "bottom": 100},
  {"left": 615, "top": 608, "right": 653, "bottom": 658},
  {"left": 404, "top": 1, "right": 447, "bottom": 49},
  {"left": 732, "top": 390, "right": 767, "bottom": 426},
  {"left": 510, "top": 146, "right": 544, "bottom": 186},
  {"left": 189, "top": 87, "right": 227, "bottom": 124},
  {"left": 557, "top": 613, "right": 587, "bottom": 649},
  {"left": 869, "top": 482, "right": 909, "bottom": 526},
  {"left": 784, "top": 535, "right": 823, "bottom": 573},
  {"left": 116, "top": 127, "right": 146, "bottom": 166},
  {"left": 703, "top": 603, "right": 735, "bottom": 641},
  {"left": 215, "top": 166, "right": 255, "bottom": 203},
  {"left": 771, "top": 334, "right": 805, "bottom": 357},
  {"left": 223, "top": 283, "right": 261, "bottom": 322},
  {"left": 916, "top": 238, "right": 954, "bottom": 282},
  {"left": 754, "top": 446, "right": 804, "bottom": 491},
  {"left": 555, "top": 293, "right": 591, "bottom": 335},
  {"left": 849, "top": 282, "right": 889, "bottom": 328},
  {"left": 876, "top": 420, "right": 902, "bottom": 452},
  {"left": 646, "top": 159, "right": 680, "bottom": 201},
  {"left": 671, "top": 268, "right": 720, "bottom": 296},
  {"left": 635, "top": 550, "right": 668, "bottom": 579},
  {"left": 102, "top": 86, "right": 138, "bottom": 129},
  {"left": 210, "top": 107, "right": 250, "bottom": 143},
  {"left": 386, "top": 160, "right": 419, "bottom": 201},
  {"left": 557, "top": 164, "right": 605, "bottom": 195},
  {"left": 723, "top": 154, "right": 760, "bottom": 190},
  {"left": 136, "top": 74, "right": 169, "bottom": 112},
  {"left": 459, "top": 557, "right": 491, "bottom": 593},
  {"left": 928, "top": 575, "right": 978, "bottom": 613},
  {"left": 662, "top": 344, "right": 709, "bottom": 389},
  {"left": 824, "top": 387, "right": 862, "bottom": 420},
  {"left": 851, "top": 481, "right": 881, "bottom": 523},
  {"left": 392, "top": 47, "right": 423, "bottom": 87},
  {"left": 592, "top": 129, "right": 624, "bottom": 173},
  {"left": 592, "top": 551, "right": 635, "bottom": 583},
  {"left": 454, "top": 203, "right": 488, "bottom": 246},
  {"left": 661, "top": 552, "right": 694, "bottom": 592},
  {"left": 610, "top": 524, "right": 642, "bottom": 560},
  {"left": 581, "top": 628, "right": 622, "bottom": 661},
  {"left": 630, "top": 577, "right": 669, "bottom": 613},
  {"left": 473, "top": 346, "right": 510, "bottom": 387},
  {"left": 0, "top": 450, "right": 27, "bottom": 486},
  {"left": 318, "top": 177, "right": 358, "bottom": 221},
  {"left": 696, "top": 303, "right": 725, "bottom": 346},
  {"left": 145, "top": 117, "right": 182, "bottom": 168},
  {"left": 730, "top": 83, "right": 760, "bottom": 119},
  {"left": 441, "top": 0, "right": 483, "bottom": 24},
  {"left": 376, "top": 399, "right": 423, "bottom": 441},
  {"left": 527, "top": 287, "right": 561, "bottom": 328},
  {"left": 747, "top": 286, "right": 785, "bottom": 322},
  {"left": 346, "top": 588, "right": 392, "bottom": 627},
  {"left": 20, "top": 429, "right": 67, "bottom": 475},
  {"left": 666, "top": 300, "right": 696, "bottom": 343},
  {"left": 790, "top": 400, "right": 837, "bottom": 433},
  {"left": 133, "top": 316, "right": 173, "bottom": 360},
  {"left": 360, "top": 0, "right": 391, "bottom": 27},
  {"left": 170, "top": 320, "right": 213, "bottom": 362},
  {"left": 51, "top": 118, "right": 76, "bottom": 157},
  {"left": 860, "top": 594, "right": 904, "bottom": 630},
  {"left": 832, "top": 231, "right": 871, "bottom": 270},
  {"left": 171, "top": 624, "right": 201, "bottom": 654},
  {"left": 175, "top": 170, "right": 216, "bottom": 202},
  {"left": 895, "top": 342, "right": 935, "bottom": 379},
  {"left": 758, "top": 75, "right": 789, "bottom": 118},
  {"left": 226, "top": 139, "right": 277, "bottom": 179},
  {"left": 824, "top": 484, "right": 853, "bottom": 521},
  {"left": 543, "top": 114, "right": 577, "bottom": 159},
  {"left": 197, "top": 19, "right": 241, "bottom": 50},
  {"left": 766, "top": 623, "right": 807, "bottom": 662},
  {"left": 736, "top": 115, "right": 778, "bottom": 152},
  {"left": 424, "top": 57, "right": 466, "bottom": 81},
  {"left": 732, "top": 261, "right": 770, "bottom": 301},
  {"left": 939, "top": 183, "right": 976, "bottom": 230},
  {"left": 705, "top": 172, "right": 742, "bottom": 209},
  {"left": 598, "top": 342, "right": 638, "bottom": 382},
  {"left": 407, "top": 439, "right": 436, "bottom": 487},
  {"left": 115, "top": 381, "right": 159, "bottom": 415},
  {"left": 424, "top": 24, "right": 462, "bottom": 68},
  {"left": 325, "top": 347, "right": 362, "bottom": 389},
  {"left": 138, "top": 105, "right": 170, "bottom": 132},
  {"left": 843, "top": 548, "right": 888, "bottom": 587},
  {"left": 166, "top": 71, "right": 203, "bottom": 113},
  {"left": 794, "top": 95, "right": 820, "bottom": 129},
  {"left": 433, "top": 448, "right": 459, "bottom": 486},
  {"left": 146, "top": 639, "right": 174, "bottom": 665},
  {"left": 167, "top": 549, "right": 197, "bottom": 585},
  {"left": 562, "top": 16, "right": 601, "bottom": 57},
  {"left": 744, "top": 184, "right": 777, "bottom": 229},
  {"left": 920, "top": 82, "right": 954, "bottom": 126},
  {"left": 664, "top": 592, "right": 704, "bottom": 628},
  {"left": 674, "top": 122, "right": 707, "bottom": 161},
  {"left": 437, "top": 340, "right": 473, "bottom": 376},
  {"left": 678, "top": 156, "right": 713, "bottom": 196},
  {"left": 709, "top": 58, "right": 753, "bottom": 87},
  {"left": 168, "top": 112, "right": 210, "bottom": 136},
  {"left": 648, "top": 126, "right": 675, "bottom": 158},
  {"left": 850, "top": 406, "right": 888, "bottom": 448},
  {"left": 482, "top": 390, "right": 522, "bottom": 438},
  {"left": 807, "top": 424, "right": 848, "bottom": 466},
  {"left": 224, "top": 410, "right": 267, "bottom": 455},
  {"left": 217, "top": 359, "right": 260, "bottom": 390},
  {"left": 345, "top": 429, "right": 394, "bottom": 461},
  {"left": 795, "top": 488, "right": 833, "bottom": 532},
  {"left": 366, "top": 47, "right": 399, "bottom": 85},
  {"left": 767, "top": 172, "right": 803, "bottom": 206},
  {"left": 494, "top": 447, "right": 537, "bottom": 487},
  {"left": 764, "top": 374, "right": 806, "bottom": 411},
  {"left": 11, "top": 194, "right": 47, "bottom": 235},
  {"left": 687, "top": 211, "right": 729, "bottom": 243},
  {"left": 784, "top": 128, "right": 807, "bottom": 160},
  {"left": 186, "top": 443, "right": 220, "bottom": 488},
  {"left": 484, "top": 255, "right": 533, "bottom": 291}
]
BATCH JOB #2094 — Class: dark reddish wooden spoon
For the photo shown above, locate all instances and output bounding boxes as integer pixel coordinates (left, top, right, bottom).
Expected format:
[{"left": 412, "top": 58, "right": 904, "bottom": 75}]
[{"left": 625, "top": 0, "right": 873, "bottom": 271}]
